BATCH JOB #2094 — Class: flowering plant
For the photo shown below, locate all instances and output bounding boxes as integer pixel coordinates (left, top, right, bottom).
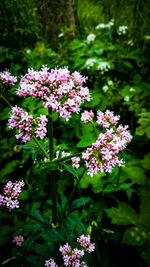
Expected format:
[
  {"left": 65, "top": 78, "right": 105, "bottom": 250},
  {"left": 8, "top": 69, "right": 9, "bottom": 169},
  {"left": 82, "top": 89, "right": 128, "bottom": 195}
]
[{"left": 0, "top": 67, "right": 132, "bottom": 266}]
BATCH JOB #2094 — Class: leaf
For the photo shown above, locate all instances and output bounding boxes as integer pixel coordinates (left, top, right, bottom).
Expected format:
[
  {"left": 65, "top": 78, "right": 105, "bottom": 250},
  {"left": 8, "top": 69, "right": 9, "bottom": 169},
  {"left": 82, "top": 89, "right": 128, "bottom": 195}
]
[
  {"left": 68, "top": 212, "right": 86, "bottom": 233},
  {"left": 60, "top": 193, "right": 67, "bottom": 209},
  {"left": 70, "top": 197, "right": 90, "bottom": 210},
  {"left": 1, "top": 257, "right": 16, "bottom": 265},
  {"left": 0, "top": 160, "right": 20, "bottom": 179},
  {"left": 123, "top": 61, "right": 133, "bottom": 69},
  {"left": 122, "top": 227, "right": 146, "bottom": 247},
  {"left": 18, "top": 144, "right": 36, "bottom": 149},
  {"left": 63, "top": 164, "right": 78, "bottom": 178},
  {"left": 33, "top": 208, "right": 45, "bottom": 223},
  {"left": 105, "top": 202, "right": 138, "bottom": 226},
  {"left": 122, "top": 166, "right": 146, "bottom": 185},
  {"left": 141, "top": 153, "right": 150, "bottom": 170},
  {"left": 51, "top": 229, "right": 65, "bottom": 242},
  {"left": 23, "top": 225, "right": 42, "bottom": 230},
  {"left": 31, "top": 243, "right": 50, "bottom": 258}
]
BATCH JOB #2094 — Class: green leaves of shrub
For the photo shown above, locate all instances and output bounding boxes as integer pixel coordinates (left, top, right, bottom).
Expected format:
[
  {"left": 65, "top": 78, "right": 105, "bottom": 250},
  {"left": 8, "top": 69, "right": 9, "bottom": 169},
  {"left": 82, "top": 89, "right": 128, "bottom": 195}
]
[{"left": 105, "top": 202, "right": 138, "bottom": 226}]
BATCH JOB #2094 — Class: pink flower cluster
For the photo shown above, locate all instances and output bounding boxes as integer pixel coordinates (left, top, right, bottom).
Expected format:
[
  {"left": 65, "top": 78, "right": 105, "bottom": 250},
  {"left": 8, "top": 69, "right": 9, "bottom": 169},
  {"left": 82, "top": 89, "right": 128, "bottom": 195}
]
[
  {"left": 81, "top": 110, "right": 132, "bottom": 176},
  {"left": 0, "top": 70, "right": 17, "bottom": 86},
  {"left": 17, "top": 66, "right": 91, "bottom": 121},
  {"left": 77, "top": 235, "right": 95, "bottom": 253},
  {"left": 0, "top": 180, "right": 24, "bottom": 210},
  {"left": 96, "top": 110, "right": 120, "bottom": 128},
  {"left": 81, "top": 110, "right": 94, "bottom": 124},
  {"left": 8, "top": 106, "right": 48, "bottom": 142},
  {"left": 55, "top": 151, "right": 80, "bottom": 168},
  {"left": 45, "top": 235, "right": 95, "bottom": 267},
  {"left": 12, "top": 235, "right": 24, "bottom": 246},
  {"left": 45, "top": 259, "right": 58, "bottom": 267}
]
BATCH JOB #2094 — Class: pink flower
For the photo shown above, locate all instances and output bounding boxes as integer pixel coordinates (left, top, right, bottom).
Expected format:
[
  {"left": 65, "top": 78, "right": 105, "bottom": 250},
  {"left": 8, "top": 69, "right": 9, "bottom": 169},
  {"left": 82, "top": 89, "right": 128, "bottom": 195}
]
[
  {"left": 17, "top": 67, "right": 91, "bottom": 121},
  {"left": 71, "top": 157, "right": 80, "bottom": 168},
  {"left": 12, "top": 235, "right": 24, "bottom": 246},
  {"left": 0, "top": 70, "right": 17, "bottom": 86},
  {"left": 81, "top": 110, "right": 94, "bottom": 124},
  {"left": 8, "top": 106, "right": 48, "bottom": 142},
  {"left": 45, "top": 259, "right": 58, "bottom": 267},
  {"left": 0, "top": 180, "right": 24, "bottom": 210},
  {"left": 77, "top": 235, "right": 95, "bottom": 253},
  {"left": 82, "top": 110, "right": 132, "bottom": 177}
]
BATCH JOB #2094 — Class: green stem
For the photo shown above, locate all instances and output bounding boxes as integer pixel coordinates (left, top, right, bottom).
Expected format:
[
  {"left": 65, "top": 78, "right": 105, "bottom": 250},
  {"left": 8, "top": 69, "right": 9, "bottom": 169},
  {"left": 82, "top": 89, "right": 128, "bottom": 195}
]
[
  {"left": 32, "top": 135, "right": 49, "bottom": 159},
  {"left": 0, "top": 94, "right": 12, "bottom": 108},
  {"left": 53, "top": 152, "right": 82, "bottom": 163},
  {"left": 48, "top": 108, "right": 57, "bottom": 225},
  {"left": 91, "top": 121, "right": 99, "bottom": 137},
  {"left": 113, "top": 167, "right": 121, "bottom": 187},
  {"left": 60, "top": 168, "right": 86, "bottom": 220}
]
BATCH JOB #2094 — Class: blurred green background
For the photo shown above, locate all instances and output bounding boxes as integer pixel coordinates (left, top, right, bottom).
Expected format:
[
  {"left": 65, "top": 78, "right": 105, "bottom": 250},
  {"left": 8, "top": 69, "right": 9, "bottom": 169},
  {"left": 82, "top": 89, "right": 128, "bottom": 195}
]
[{"left": 0, "top": 0, "right": 150, "bottom": 266}]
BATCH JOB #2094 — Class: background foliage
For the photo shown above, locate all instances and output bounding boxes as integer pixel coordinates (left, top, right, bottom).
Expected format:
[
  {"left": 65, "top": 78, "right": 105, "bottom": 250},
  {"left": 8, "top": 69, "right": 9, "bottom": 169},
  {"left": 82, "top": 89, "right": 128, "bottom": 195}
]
[{"left": 0, "top": 0, "right": 150, "bottom": 266}]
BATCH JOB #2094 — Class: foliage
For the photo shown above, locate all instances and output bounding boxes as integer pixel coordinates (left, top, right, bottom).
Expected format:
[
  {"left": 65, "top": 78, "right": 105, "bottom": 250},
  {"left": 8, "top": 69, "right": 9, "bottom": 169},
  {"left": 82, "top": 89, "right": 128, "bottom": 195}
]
[{"left": 0, "top": 1, "right": 150, "bottom": 267}]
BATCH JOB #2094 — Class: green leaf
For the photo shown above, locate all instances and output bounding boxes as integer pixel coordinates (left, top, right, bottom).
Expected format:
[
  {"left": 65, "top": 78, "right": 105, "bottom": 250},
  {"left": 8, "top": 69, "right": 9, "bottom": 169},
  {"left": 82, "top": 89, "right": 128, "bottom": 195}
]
[
  {"left": 68, "top": 212, "right": 86, "bottom": 233},
  {"left": 0, "top": 160, "right": 20, "bottom": 179},
  {"left": 105, "top": 202, "right": 138, "bottom": 226},
  {"left": 33, "top": 208, "right": 45, "bottom": 223},
  {"left": 1, "top": 257, "right": 16, "bottom": 265},
  {"left": 63, "top": 164, "right": 78, "bottom": 178},
  {"left": 141, "top": 153, "right": 150, "bottom": 170},
  {"left": 123, "top": 227, "right": 146, "bottom": 247},
  {"left": 70, "top": 197, "right": 90, "bottom": 210},
  {"left": 122, "top": 166, "right": 146, "bottom": 185}
]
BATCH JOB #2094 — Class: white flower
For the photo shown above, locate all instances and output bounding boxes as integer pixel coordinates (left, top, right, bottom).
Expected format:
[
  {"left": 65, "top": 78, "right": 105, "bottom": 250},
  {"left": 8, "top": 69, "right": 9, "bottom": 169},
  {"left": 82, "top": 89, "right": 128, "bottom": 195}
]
[
  {"left": 117, "top": 25, "right": 128, "bottom": 35},
  {"left": 144, "top": 35, "right": 150, "bottom": 40},
  {"left": 96, "top": 23, "right": 106, "bottom": 30},
  {"left": 108, "top": 80, "right": 113, "bottom": 86},
  {"left": 102, "top": 85, "right": 109, "bottom": 92},
  {"left": 129, "top": 87, "right": 135, "bottom": 92},
  {"left": 127, "top": 40, "right": 134, "bottom": 46},
  {"left": 85, "top": 58, "right": 96, "bottom": 69},
  {"left": 87, "top": 33, "right": 96, "bottom": 44},
  {"left": 96, "top": 19, "right": 114, "bottom": 30},
  {"left": 26, "top": 49, "right": 31, "bottom": 54},
  {"left": 124, "top": 96, "right": 130, "bottom": 102},
  {"left": 97, "top": 62, "right": 111, "bottom": 73},
  {"left": 58, "top": 32, "right": 64, "bottom": 38}
]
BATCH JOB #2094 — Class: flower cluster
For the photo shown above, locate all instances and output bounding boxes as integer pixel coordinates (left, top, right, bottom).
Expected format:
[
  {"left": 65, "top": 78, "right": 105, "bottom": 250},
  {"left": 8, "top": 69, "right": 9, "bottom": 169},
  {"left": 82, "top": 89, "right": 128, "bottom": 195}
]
[
  {"left": 45, "top": 259, "right": 58, "bottom": 267},
  {"left": 81, "top": 110, "right": 132, "bottom": 176},
  {"left": 81, "top": 110, "right": 94, "bottom": 124},
  {"left": 8, "top": 106, "right": 48, "bottom": 142},
  {"left": 17, "top": 67, "right": 91, "bottom": 121},
  {"left": 55, "top": 151, "right": 80, "bottom": 169},
  {"left": 117, "top": 25, "right": 128, "bottom": 35},
  {"left": 86, "top": 33, "right": 96, "bottom": 44},
  {"left": 0, "top": 180, "right": 25, "bottom": 210},
  {"left": 0, "top": 70, "right": 17, "bottom": 87},
  {"left": 45, "top": 235, "right": 95, "bottom": 267},
  {"left": 34, "top": 115, "right": 48, "bottom": 139},
  {"left": 96, "top": 19, "right": 114, "bottom": 30},
  {"left": 77, "top": 235, "right": 95, "bottom": 253},
  {"left": 85, "top": 58, "right": 96, "bottom": 69},
  {"left": 97, "top": 62, "right": 111, "bottom": 73},
  {"left": 12, "top": 235, "right": 24, "bottom": 246}
]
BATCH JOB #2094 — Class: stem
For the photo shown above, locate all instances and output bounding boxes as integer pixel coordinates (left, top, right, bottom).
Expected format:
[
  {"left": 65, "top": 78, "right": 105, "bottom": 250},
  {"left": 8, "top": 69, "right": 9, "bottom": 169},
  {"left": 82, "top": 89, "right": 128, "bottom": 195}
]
[
  {"left": 60, "top": 168, "right": 86, "bottom": 220},
  {"left": 91, "top": 121, "right": 99, "bottom": 137},
  {"left": 113, "top": 167, "right": 121, "bottom": 187},
  {"left": 48, "top": 108, "right": 57, "bottom": 225},
  {"left": 0, "top": 94, "right": 12, "bottom": 108},
  {"left": 32, "top": 135, "right": 49, "bottom": 159},
  {"left": 53, "top": 152, "right": 82, "bottom": 163}
]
